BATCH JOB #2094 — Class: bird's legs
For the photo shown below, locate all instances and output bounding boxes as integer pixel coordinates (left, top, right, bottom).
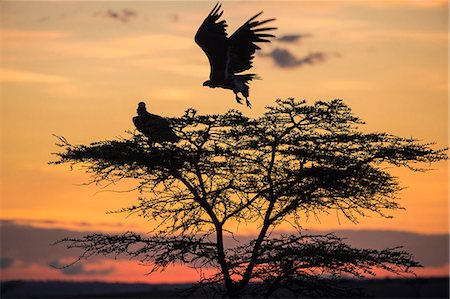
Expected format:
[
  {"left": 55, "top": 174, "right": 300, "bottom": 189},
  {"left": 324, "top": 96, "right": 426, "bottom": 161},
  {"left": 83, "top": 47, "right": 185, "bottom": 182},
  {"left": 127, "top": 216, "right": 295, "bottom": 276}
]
[
  {"left": 244, "top": 97, "right": 252, "bottom": 108},
  {"left": 234, "top": 93, "right": 252, "bottom": 108},
  {"left": 234, "top": 92, "right": 243, "bottom": 105}
]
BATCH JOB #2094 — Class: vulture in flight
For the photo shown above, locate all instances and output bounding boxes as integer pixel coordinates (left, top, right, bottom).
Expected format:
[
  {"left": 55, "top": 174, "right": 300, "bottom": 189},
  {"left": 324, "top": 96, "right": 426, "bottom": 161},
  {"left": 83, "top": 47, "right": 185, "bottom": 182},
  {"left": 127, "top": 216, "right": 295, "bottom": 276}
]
[
  {"left": 132, "top": 102, "right": 180, "bottom": 145},
  {"left": 195, "top": 3, "right": 276, "bottom": 108}
]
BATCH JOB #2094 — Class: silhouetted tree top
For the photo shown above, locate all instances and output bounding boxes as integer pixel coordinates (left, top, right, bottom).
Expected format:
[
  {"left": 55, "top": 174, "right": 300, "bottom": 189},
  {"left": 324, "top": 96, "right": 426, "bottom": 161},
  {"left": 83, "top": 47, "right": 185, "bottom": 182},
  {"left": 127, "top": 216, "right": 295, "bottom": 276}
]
[
  {"left": 53, "top": 99, "right": 445, "bottom": 227},
  {"left": 52, "top": 99, "right": 447, "bottom": 298}
]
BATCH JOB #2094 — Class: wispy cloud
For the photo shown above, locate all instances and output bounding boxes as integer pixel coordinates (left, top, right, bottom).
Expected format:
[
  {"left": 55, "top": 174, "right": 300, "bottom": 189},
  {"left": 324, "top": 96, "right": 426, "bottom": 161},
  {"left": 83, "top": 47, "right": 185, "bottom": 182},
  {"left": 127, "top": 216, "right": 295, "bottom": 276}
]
[
  {"left": 23, "top": 34, "right": 193, "bottom": 60},
  {"left": 169, "top": 13, "right": 180, "bottom": 23},
  {"left": 38, "top": 16, "right": 51, "bottom": 23},
  {"left": 94, "top": 9, "right": 138, "bottom": 23},
  {"left": 0, "top": 29, "right": 67, "bottom": 40},
  {"left": 276, "top": 33, "right": 312, "bottom": 43},
  {"left": 1, "top": 218, "right": 135, "bottom": 232},
  {"left": 1, "top": 220, "right": 449, "bottom": 269},
  {"left": 338, "top": 29, "right": 448, "bottom": 43},
  {"left": 260, "top": 48, "right": 327, "bottom": 69},
  {"left": 365, "top": 0, "right": 448, "bottom": 8},
  {"left": 0, "top": 68, "right": 69, "bottom": 83},
  {"left": 50, "top": 260, "right": 115, "bottom": 276},
  {"left": 0, "top": 257, "right": 15, "bottom": 269}
]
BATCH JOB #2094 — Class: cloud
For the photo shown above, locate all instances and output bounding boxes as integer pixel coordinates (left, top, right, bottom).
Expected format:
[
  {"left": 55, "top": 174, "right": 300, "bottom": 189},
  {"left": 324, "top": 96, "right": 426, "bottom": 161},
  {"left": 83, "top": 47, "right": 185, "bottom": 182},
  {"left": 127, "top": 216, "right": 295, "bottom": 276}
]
[
  {"left": 260, "top": 48, "right": 327, "bottom": 69},
  {"left": 0, "top": 68, "right": 69, "bottom": 83},
  {"left": 38, "top": 16, "right": 50, "bottom": 22},
  {"left": 326, "top": 230, "right": 450, "bottom": 268},
  {"left": 28, "top": 34, "right": 192, "bottom": 60},
  {"left": 0, "top": 29, "right": 67, "bottom": 40},
  {"left": 0, "top": 220, "right": 88, "bottom": 264},
  {"left": 94, "top": 9, "right": 138, "bottom": 23},
  {"left": 169, "top": 13, "right": 180, "bottom": 23},
  {"left": 340, "top": 29, "right": 447, "bottom": 43},
  {"left": 2, "top": 218, "right": 136, "bottom": 233},
  {"left": 50, "top": 260, "right": 115, "bottom": 276},
  {"left": 276, "top": 34, "right": 312, "bottom": 43},
  {"left": 0, "top": 257, "right": 15, "bottom": 269},
  {"left": 364, "top": 0, "right": 448, "bottom": 8},
  {"left": 1, "top": 220, "right": 448, "bottom": 269}
]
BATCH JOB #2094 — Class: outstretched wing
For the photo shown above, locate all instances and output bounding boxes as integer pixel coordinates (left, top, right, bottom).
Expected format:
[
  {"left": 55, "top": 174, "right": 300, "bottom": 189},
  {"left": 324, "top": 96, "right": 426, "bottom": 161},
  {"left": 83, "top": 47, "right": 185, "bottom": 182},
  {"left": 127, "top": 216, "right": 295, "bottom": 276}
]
[
  {"left": 195, "top": 3, "right": 229, "bottom": 81},
  {"left": 229, "top": 12, "right": 276, "bottom": 73}
]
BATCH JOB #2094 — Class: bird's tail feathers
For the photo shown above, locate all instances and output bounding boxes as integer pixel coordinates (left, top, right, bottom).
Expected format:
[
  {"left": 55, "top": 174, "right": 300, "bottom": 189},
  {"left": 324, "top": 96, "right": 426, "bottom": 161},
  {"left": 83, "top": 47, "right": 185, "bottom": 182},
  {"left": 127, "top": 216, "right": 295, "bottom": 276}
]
[
  {"left": 235, "top": 73, "right": 260, "bottom": 83},
  {"left": 233, "top": 75, "right": 254, "bottom": 98}
]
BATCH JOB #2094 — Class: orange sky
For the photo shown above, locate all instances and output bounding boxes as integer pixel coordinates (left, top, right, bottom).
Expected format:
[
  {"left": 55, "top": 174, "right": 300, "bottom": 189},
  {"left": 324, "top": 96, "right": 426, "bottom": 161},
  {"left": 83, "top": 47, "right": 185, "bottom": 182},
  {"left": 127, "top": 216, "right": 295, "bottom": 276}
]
[{"left": 0, "top": 0, "right": 448, "bottom": 283}]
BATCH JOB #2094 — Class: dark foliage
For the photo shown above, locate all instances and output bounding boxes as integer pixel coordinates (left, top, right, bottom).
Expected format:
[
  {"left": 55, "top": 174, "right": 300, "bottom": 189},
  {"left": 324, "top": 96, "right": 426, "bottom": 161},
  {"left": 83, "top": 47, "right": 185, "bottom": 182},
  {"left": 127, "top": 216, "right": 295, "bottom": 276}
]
[{"left": 51, "top": 99, "right": 447, "bottom": 298}]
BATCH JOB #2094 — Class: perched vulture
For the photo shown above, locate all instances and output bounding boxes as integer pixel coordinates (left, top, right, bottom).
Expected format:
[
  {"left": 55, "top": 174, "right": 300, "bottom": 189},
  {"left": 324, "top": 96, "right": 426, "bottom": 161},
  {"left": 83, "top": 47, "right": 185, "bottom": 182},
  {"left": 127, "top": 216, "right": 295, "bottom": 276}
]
[
  {"left": 132, "top": 102, "right": 180, "bottom": 144},
  {"left": 195, "top": 3, "right": 276, "bottom": 108}
]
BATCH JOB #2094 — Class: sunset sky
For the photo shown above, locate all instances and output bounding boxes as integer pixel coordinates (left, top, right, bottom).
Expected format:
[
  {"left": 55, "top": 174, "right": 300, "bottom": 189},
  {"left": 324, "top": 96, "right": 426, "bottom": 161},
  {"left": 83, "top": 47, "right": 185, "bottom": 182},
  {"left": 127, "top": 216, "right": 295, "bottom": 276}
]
[{"left": 1, "top": 0, "right": 448, "bottom": 283}]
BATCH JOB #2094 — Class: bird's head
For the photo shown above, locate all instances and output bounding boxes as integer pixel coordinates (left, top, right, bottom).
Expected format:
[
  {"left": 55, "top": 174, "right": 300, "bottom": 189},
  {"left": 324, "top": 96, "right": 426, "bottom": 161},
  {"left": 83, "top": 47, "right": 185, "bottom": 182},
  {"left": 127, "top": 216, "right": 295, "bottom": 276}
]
[
  {"left": 202, "top": 80, "right": 214, "bottom": 88},
  {"left": 137, "top": 101, "right": 147, "bottom": 115}
]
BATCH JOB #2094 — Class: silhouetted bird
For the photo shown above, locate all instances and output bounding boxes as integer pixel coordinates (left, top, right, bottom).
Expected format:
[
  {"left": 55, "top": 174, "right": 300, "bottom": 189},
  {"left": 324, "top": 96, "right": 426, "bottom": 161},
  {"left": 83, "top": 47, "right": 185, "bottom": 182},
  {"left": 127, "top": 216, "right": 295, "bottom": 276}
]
[
  {"left": 195, "top": 3, "right": 276, "bottom": 108},
  {"left": 132, "top": 102, "right": 180, "bottom": 145}
]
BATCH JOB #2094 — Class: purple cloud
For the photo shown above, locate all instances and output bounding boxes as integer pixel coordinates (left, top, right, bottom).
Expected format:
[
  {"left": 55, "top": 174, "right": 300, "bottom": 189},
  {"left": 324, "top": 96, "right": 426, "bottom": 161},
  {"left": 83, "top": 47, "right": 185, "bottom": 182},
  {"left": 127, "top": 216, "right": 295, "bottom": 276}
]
[
  {"left": 260, "top": 48, "right": 327, "bottom": 68},
  {"left": 95, "top": 9, "right": 138, "bottom": 23},
  {"left": 276, "top": 33, "right": 312, "bottom": 43},
  {"left": 1, "top": 220, "right": 448, "bottom": 269},
  {"left": 0, "top": 257, "right": 15, "bottom": 269},
  {"left": 49, "top": 260, "right": 115, "bottom": 276}
]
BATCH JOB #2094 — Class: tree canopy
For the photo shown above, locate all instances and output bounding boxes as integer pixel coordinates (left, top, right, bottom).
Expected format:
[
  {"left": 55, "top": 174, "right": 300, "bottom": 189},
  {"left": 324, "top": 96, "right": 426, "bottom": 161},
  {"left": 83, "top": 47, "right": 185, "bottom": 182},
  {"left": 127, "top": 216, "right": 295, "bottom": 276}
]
[{"left": 52, "top": 99, "right": 447, "bottom": 298}]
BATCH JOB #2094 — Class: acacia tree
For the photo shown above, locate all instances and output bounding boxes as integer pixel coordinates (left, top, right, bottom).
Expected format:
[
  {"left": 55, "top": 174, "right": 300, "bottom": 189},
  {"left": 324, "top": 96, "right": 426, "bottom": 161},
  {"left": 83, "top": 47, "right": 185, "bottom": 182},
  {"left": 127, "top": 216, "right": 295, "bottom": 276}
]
[{"left": 52, "top": 99, "right": 447, "bottom": 298}]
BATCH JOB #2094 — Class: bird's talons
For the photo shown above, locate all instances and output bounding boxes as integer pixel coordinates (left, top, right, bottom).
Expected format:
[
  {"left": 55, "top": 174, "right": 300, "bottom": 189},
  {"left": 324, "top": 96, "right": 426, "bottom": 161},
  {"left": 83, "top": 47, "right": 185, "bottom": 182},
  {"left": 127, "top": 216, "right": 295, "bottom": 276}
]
[
  {"left": 245, "top": 98, "right": 252, "bottom": 108},
  {"left": 235, "top": 94, "right": 243, "bottom": 105}
]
